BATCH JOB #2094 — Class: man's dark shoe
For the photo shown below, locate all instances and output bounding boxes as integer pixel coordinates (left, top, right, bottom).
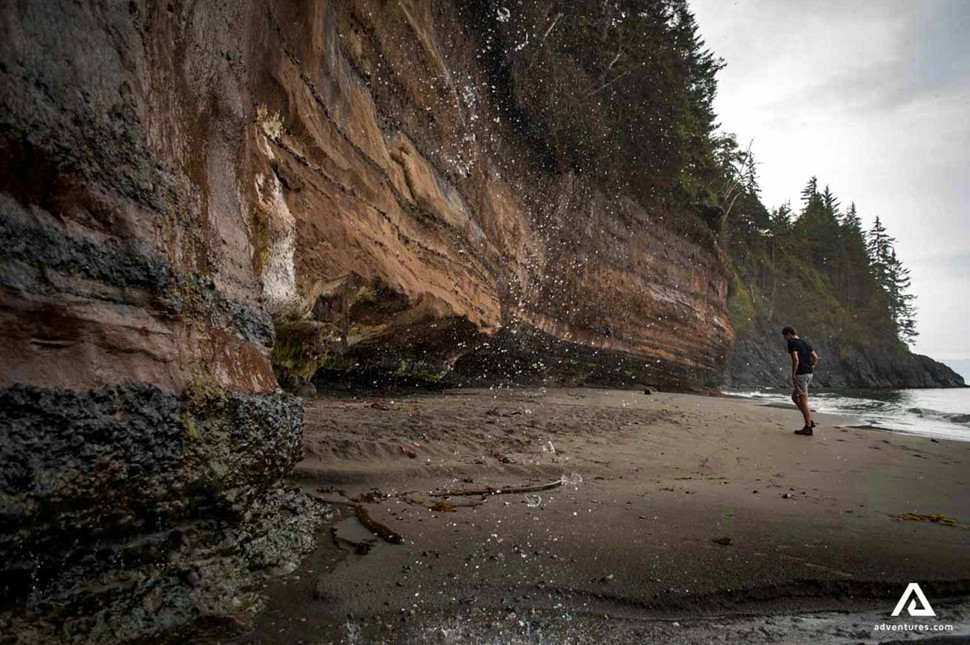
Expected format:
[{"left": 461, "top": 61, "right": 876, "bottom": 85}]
[
  {"left": 811, "top": 420, "right": 816, "bottom": 428},
  {"left": 794, "top": 427, "right": 813, "bottom": 436}
]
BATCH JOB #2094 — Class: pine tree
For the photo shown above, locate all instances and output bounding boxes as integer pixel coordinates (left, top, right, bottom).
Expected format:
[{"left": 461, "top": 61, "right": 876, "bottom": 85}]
[
  {"left": 770, "top": 201, "right": 793, "bottom": 230},
  {"left": 482, "top": 0, "right": 725, "bottom": 211},
  {"left": 836, "top": 202, "right": 871, "bottom": 309},
  {"left": 841, "top": 202, "right": 862, "bottom": 235},
  {"left": 866, "top": 217, "right": 918, "bottom": 343},
  {"left": 886, "top": 249, "right": 919, "bottom": 343},
  {"left": 821, "top": 184, "right": 840, "bottom": 218},
  {"left": 796, "top": 177, "right": 841, "bottom": 273},
  {"left": 712, "top": 134, "right": 760, "bottom": 241},
  {"left": 800, "top": 176, "right": 818, "bottom": 207},
  {"left": 726, "top": 177, "right": 918, "bottom": 349},
  {"left": 866, "top": 216, "right": 893, "bottom": 289}
]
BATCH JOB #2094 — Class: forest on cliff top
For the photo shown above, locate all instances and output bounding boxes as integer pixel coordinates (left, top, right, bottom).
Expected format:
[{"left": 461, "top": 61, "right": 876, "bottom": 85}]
[{"left": 464, "top": 0, "right": 917, "bottom": 357}]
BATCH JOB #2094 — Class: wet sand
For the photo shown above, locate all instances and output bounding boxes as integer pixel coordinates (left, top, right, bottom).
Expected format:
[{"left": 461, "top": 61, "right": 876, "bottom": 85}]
[{"left": 224, "top": 388, "right": 970, "bottom": 643}]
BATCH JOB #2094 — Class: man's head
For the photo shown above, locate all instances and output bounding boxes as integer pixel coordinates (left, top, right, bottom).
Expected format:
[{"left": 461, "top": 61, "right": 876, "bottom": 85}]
[{"left": 781, "top": 326, "right": 797, "bottom": 339}]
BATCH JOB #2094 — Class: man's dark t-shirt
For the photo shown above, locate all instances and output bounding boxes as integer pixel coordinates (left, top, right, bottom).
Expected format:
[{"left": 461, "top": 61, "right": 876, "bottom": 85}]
[{"left": 787, "top": 338, "right": 814, "bottom": 375}]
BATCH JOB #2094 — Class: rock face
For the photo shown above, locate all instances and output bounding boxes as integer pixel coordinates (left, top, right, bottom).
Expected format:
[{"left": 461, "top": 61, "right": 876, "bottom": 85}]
[
  {"left": 253, "top": 1, "right": 731, "bottom": 392},
  {"left": 725, "top": 328, "right": 966, "bottom": 389},
  {"left": 2, "top": 0, "right": 957, "bottom": 639},
  {"left": 0, "top": 0, "right": 729, "bottom": 639},
  {"left": 0, "top": 0, "right": 316, "bottom": 638}
]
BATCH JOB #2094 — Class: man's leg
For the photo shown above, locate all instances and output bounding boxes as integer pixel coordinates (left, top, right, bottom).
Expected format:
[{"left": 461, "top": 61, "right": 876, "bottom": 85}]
[
  {"left": 793, "top": 375, "right": 814, "bottom": 434},
  {"left": 797, "top": 394, "right": 812, "bottom": 427},
  {"left": 791, "top": 391, "right": 801, "bottom": 428}
]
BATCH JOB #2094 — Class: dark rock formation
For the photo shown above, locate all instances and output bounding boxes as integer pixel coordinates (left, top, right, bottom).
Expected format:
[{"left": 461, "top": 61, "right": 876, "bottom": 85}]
[
  {"left": 0, "top": 0, "right": 958, "bottom": 640},
  {"left": 0, "top": 0, "right": 321, "bottom": 639},
  {"left": 725, "top": 328, "right": 966, "bottom": 389},
  {"left": 1, "top": 0, "right": 727, "bottom": 639},
  {"left": 0, "top": 384, "right": 302, "bottom": 600}
]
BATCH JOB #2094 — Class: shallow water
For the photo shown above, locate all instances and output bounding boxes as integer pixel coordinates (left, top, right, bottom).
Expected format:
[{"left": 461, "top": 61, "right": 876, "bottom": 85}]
[
  {"left": 726, "top": 387, "right": 970, "bottom": 442},
  {"left": 347, "top": 598, "right": 970, "bottom": 644}
]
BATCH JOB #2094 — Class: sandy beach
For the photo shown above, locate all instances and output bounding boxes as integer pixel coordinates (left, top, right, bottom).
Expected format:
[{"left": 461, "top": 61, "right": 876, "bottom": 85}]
[{"left": 212, "top": 388, "right": 970, "bottom": 644}]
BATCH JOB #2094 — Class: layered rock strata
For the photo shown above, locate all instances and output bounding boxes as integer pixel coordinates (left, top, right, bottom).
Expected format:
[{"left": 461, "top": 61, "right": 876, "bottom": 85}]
[
  {"left": 249, "top": 1, "right": 732, "bottom": 391},
  {"left": 0, "top": 0, "right": 316, "bottom": 639},
  {"left": 1, "top": 0, "right": 731, "bottom": 639}
]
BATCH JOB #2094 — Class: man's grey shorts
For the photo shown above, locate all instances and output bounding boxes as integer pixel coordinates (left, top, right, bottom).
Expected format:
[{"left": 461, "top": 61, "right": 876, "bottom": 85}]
[{"left": 794, "top": 373, "right": 813, "bottom": 395}]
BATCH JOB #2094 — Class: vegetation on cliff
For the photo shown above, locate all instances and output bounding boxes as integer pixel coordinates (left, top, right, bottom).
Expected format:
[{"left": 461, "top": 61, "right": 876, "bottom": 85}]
[
  {"left": 459, "top": 0, "right": 942, "bottom": 386},
  {"left": 464, "top": 0, "right": 722, "bottom": 214},
  {"left": 724, "top": 174, "right": 919, "bottom": 351},
  {"left": 717, "top": 167, "right": 963, "bottom": 387}
]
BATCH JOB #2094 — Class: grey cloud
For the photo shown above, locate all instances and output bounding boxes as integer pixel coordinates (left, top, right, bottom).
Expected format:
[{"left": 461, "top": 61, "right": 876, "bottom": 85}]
[{"left": 907, "top": 0, "right": 970, "bottom": 91}]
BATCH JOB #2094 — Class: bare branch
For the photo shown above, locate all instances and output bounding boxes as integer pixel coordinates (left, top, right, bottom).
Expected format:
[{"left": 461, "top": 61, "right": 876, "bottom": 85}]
[
  {"left": 542, "top": 12, "right": 563, "bottom": 41},
  {"left": 606, "top": 48, "right": 623, "bottom": 71},
  {"left": 586, "top": 61, "right": 646, "bottom": 97},
  {"left": 429, "top": 478, "right": 564, "bottom": 498}
]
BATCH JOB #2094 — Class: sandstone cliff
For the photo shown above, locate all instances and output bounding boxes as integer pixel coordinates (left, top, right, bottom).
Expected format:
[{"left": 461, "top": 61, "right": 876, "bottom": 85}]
[
  {"left": 258, "top": 2, "right": 731, "bottom": 392},
  {"left": 0, "top": 0, "right": 730, "bottom": 639}
]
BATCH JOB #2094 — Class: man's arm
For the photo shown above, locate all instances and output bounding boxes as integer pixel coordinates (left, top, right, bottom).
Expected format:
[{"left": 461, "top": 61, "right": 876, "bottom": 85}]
[
  {"left": 811, "top": 350, "right": 820, "bottom": 369},
  {"left": 790, "top": 351, "right": 799, "bottom": 380}
]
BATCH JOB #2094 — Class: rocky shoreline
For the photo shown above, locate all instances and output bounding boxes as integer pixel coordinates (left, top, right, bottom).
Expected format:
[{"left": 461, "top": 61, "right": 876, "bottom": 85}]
[
  {"left": 725, "top": 328, "right": 965, "bottom": 390},
  {"left": 0, "top": 384, "right": 322, "bottom": 644},
  {"left": 2, "top": 1, "right": 965, "bottom": 643}
]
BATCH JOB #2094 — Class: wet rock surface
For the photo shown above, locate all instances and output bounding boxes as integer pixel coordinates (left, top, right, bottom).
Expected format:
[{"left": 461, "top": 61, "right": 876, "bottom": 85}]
[
  {"left": 0, "top": 385, "right": 303, "bottom": 604},
  {"left": 244, "top": 0, "right": 732, "bottom": 392},
  {"left": 1, "top": 0, "right": 330, "bottom": 640},
  {"left": 0, "top": 383, "right": 315, "bottom": 643},
  {"left": 0, "top": 487, "right": 329, "bottom": 645}
]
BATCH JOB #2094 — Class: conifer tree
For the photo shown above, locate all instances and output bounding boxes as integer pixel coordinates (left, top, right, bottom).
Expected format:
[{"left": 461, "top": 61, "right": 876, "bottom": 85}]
[
  {"left": 726, "top": 175, "right": 919, "bottom": 348},
  {"left": 800, "top": 176, "right": 819, "bottom": 207},
  {"left": 866, "top": 217, "right": 918, "bottom": 343},
  {"left": 821, "top": 184, "right": 840, "bottom": 218},
  {"left": 886, "top": 249, "right": 918, "bottom": 343},
  {"left": 770, "top": 201, "right": 793, "bottom": 230},
  {"left": 796, "top": 178, "right": 841, "bottom": 272},
  {"left": 867, "top": 216, "right": 893, "bottom": 288},
  {"left": 836, "top": 202, "right": 871, "bottom": 308},
  {"left": 842, "top": 202, "right": 862, "bottom": 235}
]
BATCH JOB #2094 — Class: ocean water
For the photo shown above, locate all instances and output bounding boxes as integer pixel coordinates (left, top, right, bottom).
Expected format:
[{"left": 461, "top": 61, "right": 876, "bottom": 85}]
[{"left": 727, "top": 387, "right": 970, "bottom": 442}]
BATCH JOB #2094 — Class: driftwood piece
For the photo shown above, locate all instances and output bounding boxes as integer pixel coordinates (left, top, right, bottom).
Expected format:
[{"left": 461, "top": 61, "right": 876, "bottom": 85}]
[
  {"left": 398, "top": 494, "right": 485, "bottom": 511},
  {"left": 310, "top": 493, "right": 405, "bottom": 544},
  {"left": 894, "top": 512, "right": 957, "bottom": 527},
  {"left": 429, "top": 478, "right": 563, "bottom": 498},
  {"left": 353, "top": 503, "right": 404, "bottom": 544}
]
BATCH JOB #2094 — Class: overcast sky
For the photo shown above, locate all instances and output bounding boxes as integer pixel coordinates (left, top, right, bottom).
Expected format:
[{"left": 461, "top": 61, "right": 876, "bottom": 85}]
[{"left": 690, "top": 0, "right": 970, "bottom": 361}]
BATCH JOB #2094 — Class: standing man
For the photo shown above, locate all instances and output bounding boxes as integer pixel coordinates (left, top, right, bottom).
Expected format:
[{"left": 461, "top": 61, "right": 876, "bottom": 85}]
[{"left": 782, "top": 326, "right": 820, "bottom": 436}]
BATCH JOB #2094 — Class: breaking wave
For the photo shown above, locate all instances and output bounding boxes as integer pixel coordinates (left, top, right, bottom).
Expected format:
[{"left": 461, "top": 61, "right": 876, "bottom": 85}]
[{"left": 726, "top": 387, "right": 970, "bottom": 442}]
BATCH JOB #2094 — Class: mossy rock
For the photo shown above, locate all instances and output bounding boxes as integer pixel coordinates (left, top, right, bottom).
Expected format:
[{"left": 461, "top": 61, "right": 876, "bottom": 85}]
[{"left": 271, "top": 317, "right": 340, "bottom": 392}]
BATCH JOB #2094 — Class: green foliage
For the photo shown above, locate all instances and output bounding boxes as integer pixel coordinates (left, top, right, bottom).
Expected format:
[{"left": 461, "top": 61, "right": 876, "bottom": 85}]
[
  {"left": 726, "top": 173, "right": 917, "bottom": 348},
  {"left": 460, "top": 2, "right": 917, "bottom": 352},
  {"left": 867, "top": 217, "right": 918, "bottom": 343},
  {"left": 394, "top": 359, "right": 447, "bottom": 382},
  {"left": 467, "top": 0, "right": 723, "bottom": 211},
  {"left": 355, "top": 285, "right": 378, "bottom": 304},
  {"left": 727, "top": 274, "right": 756, "bottom": 337}
]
